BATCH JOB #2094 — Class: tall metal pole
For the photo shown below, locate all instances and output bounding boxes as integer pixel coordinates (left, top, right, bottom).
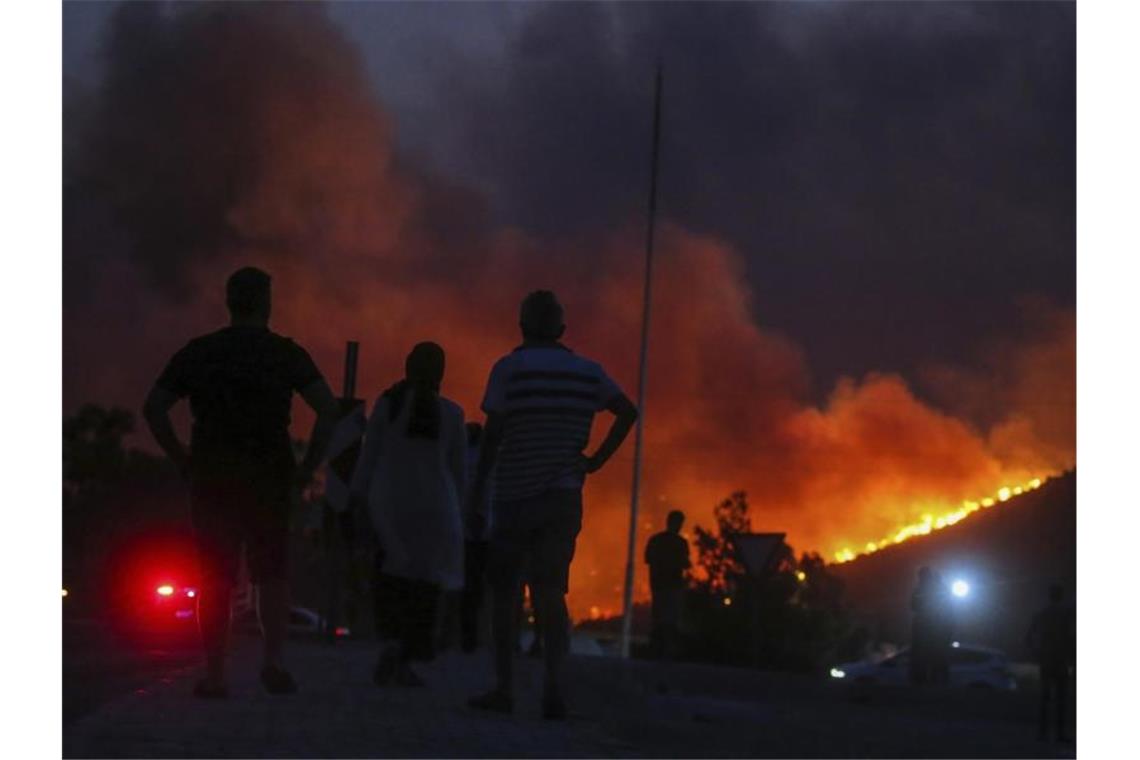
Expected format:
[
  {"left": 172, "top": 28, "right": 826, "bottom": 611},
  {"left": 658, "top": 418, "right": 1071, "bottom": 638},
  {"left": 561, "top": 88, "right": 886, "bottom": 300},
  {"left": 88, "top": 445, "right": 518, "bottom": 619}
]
[{"left": 620, "top": 65, "right": 663, "bottom": 660}]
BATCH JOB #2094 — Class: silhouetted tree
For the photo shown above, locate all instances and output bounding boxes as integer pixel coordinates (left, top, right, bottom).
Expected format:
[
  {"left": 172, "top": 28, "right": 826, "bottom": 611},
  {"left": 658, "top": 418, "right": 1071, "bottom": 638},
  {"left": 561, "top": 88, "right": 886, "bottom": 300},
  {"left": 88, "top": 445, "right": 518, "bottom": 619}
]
[
  {"left": 680, "top": 491, "right": 853, "bottom": 671},
  {"left": 692, "top": 490, "right": 751, "bottom": 594}
]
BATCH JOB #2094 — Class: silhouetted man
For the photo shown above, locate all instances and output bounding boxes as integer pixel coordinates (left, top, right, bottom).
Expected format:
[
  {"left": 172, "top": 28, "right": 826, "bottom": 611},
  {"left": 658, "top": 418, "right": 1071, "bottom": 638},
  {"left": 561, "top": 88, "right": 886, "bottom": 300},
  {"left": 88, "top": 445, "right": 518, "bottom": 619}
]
[
  {"left": 645, "top": 510, "right": 690, "bottom": 659},
  {"left": 468, "top": 290, "right": 637, "bottom": 719},
  {"left": 1026, "top": 584, "right": 1075, "bottom": 742},
  {"left": 144, "top": 267, "right": 338, "bottom": 698},
  {"left": 925, "top": 569, "right": 954, "bottom": 685},
  {"left": 909, "top": 566, "right": 941, "bottom": 685}
]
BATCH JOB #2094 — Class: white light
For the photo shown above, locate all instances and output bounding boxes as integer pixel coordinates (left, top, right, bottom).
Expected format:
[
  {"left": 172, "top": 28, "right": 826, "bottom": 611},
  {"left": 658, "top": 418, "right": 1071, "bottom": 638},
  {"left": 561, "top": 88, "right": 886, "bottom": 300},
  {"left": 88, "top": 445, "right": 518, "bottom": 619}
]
[
  {"left": 830, "top": 668, "right": 846, "bottom": 679},
  {"left": 951, "top": 641, "right": 961, "bottom": 648},
  {"left": 951, "top": 580, "right": 970, "bottom": 598}
]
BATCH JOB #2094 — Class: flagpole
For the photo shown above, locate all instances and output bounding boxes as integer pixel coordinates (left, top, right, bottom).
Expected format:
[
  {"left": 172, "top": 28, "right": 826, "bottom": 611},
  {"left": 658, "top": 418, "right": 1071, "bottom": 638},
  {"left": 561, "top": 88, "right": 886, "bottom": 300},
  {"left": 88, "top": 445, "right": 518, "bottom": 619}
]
[{"left": 620, "top": 64, "right": 663, "bottom": 660}]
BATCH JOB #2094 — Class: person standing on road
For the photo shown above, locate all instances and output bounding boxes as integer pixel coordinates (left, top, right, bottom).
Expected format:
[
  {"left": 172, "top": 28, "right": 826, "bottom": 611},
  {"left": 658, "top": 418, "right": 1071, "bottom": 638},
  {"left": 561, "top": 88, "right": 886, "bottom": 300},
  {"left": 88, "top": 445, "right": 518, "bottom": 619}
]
[
  {"left": 460, "top": 422, "right": 491, "bottom": 653},
  {"left": 909, "top": 566, "right": 938, "bottom": 685},
  {"left": 143, "top": 266, "right": 340, "bottom": 698},
  {"left": 645, "top": 510, "right": 691, "bottom": 659},
  {"left": 349, "top": 342, "right": 467, "bottom": 687},
  {"left": 468, "top": 290, "right": 638, "bottom": 720},
  {"left": 1025, "top": 583, "right": 1075, "bottom": 743}
]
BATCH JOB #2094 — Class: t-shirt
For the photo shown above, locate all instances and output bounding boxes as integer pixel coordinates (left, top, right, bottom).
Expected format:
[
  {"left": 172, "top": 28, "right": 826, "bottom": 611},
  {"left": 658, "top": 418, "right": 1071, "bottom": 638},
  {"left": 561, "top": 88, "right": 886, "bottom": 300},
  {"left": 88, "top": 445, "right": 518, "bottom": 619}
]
[
  {"left": 156, "top": 326, "right": 323, "bottom": 473},
  {"left": 644, "top": 531, "right": 691, "bottom": 589},
  {"left": 480, "top": 343, "right": 623, "bottom": 502}
]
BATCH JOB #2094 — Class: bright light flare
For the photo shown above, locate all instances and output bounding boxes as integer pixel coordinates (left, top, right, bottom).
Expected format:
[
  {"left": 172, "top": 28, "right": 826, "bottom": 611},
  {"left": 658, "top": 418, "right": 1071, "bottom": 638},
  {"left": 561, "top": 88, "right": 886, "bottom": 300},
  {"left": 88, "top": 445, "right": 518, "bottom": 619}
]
[
  {"left": 951, "top": 580, "right": 970, "bottom": 598},
  {"left": 156, "top": 585, "right": 175, "bottom": 597},
  {"left": 723, "top": 597, "right": 733, "bottom": 606},
  {"left": 62, "top": 588, "right": 69, "bottom": 598},
  {"left": 830, "top": 668, "right": 846, "bottom": 679}
]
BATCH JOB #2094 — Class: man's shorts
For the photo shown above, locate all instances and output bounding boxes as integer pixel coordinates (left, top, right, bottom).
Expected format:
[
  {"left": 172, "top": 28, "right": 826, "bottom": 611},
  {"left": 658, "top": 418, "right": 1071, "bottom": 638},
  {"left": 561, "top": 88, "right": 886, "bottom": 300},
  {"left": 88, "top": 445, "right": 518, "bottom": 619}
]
[
  {"left": 488, "top": 489, "right": 582, "bottom": 594},
  {"left": 190, "top": 469, "right": 292, "bottom": 585}
]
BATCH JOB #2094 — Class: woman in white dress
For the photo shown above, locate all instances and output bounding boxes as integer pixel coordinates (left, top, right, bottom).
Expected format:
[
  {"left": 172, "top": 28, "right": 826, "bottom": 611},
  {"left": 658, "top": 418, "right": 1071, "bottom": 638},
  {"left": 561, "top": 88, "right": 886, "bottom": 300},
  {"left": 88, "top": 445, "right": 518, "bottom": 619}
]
[{"left": 349, "top": 342, "right": 466, "bottom": 685}]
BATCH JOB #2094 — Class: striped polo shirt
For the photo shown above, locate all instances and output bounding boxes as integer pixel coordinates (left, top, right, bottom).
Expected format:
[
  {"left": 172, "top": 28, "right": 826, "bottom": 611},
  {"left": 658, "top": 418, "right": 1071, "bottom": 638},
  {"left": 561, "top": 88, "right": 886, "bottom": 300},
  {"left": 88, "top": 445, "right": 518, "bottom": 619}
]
[{"left": 481, "top": 343, "right": 623, "bottom": 502}]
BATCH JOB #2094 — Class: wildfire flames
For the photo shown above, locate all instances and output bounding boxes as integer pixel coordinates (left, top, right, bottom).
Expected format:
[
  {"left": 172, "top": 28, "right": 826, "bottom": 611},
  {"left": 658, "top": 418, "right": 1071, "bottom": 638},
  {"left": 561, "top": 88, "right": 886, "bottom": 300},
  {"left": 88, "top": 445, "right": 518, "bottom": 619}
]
[
  {"left": 831, "top": 477, "right": 1044, "bottom": 564},
  {"left": 63, "top": 5, "right": 1075, "bottom": 619}
]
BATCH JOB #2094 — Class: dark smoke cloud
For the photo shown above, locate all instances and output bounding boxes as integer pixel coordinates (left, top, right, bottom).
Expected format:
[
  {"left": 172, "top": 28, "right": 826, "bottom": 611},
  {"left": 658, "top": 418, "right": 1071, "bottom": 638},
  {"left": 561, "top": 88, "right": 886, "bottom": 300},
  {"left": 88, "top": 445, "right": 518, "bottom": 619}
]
[{"left": 421, "top": 0, "right": 1075, "bottom": 389}]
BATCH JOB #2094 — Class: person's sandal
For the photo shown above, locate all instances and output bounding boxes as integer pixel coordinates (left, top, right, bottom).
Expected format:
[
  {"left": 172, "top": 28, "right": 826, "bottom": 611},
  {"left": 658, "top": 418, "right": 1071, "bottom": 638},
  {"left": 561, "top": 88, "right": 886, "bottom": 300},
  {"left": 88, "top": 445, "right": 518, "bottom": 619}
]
[
  {"left": 192, "top": 678, "right": 229, "bottom": 700},
  {"left": 468, "top": 689, "right": 513, "bottom": 714},
  {"left": 260, "top": 665, "right": 298, "bottom": 694}
]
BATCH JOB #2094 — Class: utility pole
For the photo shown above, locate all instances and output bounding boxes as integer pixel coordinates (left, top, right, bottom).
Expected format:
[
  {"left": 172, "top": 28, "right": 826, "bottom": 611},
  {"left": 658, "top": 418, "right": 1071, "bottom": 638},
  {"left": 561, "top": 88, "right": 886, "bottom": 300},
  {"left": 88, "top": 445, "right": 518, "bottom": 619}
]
[{"left": 620, "top": 65, "right": 663, "bottom": 660}]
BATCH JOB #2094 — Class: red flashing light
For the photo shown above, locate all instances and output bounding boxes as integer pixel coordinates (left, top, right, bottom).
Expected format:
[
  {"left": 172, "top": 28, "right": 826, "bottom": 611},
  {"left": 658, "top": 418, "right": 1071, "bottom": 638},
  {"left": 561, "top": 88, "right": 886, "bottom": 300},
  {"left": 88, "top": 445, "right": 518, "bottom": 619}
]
[
  {"left": 334, "top": 627, "right": 350, "bottom": 637},
  {"left": 156, "top": 585, "right": 175, "bottom": 597}
]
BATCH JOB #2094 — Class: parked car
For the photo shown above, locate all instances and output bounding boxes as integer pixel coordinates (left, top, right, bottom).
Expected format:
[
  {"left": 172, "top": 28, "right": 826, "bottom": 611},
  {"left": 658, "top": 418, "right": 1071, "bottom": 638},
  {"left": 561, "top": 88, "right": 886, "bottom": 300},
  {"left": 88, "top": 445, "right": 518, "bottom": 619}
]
[{"left": 829, "top": 643, "right": 1017, "bottom": 691}]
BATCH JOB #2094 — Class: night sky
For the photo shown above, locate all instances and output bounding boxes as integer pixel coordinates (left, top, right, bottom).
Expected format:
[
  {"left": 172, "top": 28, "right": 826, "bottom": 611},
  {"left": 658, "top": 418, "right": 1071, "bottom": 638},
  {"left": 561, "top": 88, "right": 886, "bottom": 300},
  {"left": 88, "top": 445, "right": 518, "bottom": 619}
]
[{"left": 62, "top": 1, "right": 1075, "bottom": 612}]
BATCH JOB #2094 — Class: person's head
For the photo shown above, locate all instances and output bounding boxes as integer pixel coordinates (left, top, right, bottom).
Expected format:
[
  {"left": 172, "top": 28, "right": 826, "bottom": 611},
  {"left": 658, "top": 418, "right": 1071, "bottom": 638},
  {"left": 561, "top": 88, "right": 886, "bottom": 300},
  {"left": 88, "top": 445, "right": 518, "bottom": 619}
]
[
  {"left": 405, "top": 341, "right": 445, "bottom": 390},
  {"left": 1049, "top": 583, "right": 1064, "bottom": 603},
  {"left": 226, "top": 267, "right": 272, "bottom": 325},
  {"left": 666, "top": 510, "right": 685, "bottom": 533},
  {"left": 466, "top": 421, "right": 483, "bottom": 447},
  {"left": 519, "top": 290, "right": 565, "bottom": 342}
]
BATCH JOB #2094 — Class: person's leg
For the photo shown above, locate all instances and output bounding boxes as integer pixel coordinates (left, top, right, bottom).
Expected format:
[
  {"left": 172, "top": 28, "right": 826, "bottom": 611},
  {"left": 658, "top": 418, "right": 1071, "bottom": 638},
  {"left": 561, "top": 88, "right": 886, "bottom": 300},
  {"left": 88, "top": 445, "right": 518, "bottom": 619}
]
[
  {"left": 257, "top": 579, "right": 290, "bottom": 669},
  {"left": 531, "top": 490, "right": 582, "bottom": 718},
  {"left": 1056, "top": 670, "right": 1070, "bottom": 741},
  {"left": 1038, "top": 666, "right": 1051, "bottom": 739},
  {"left": 249, "top": 480, "right": 297, "bottom": 692},
  {"left": 372, "top": 570, "right": 401, "bottom": 685},
  {"left": 395, "top": 579, "right": 440, "bottom": 686},
  {"left": 533, "top": 584, "right": 570, "bottom": 699},
  {"left": 197, "top": 572, "right": 234, "bottom": 687},
  {"left": 461, "top": 540, "right": 487, "bottom": 652},
  {"left": 470, "top": 500, "right": 526, "bottom": 711},
  {"left": 190, "top": 486, "right": 240, "bottom": 695},
  {"left": 528, "top": 586, "right": 545, "bottom": 657}
]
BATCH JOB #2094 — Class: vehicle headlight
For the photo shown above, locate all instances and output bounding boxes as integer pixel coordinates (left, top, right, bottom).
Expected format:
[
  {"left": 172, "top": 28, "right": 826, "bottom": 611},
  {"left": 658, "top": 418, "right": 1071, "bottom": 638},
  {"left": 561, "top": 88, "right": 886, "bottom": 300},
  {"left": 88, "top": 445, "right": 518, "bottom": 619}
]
[{"left": 830, "top": 668, "right": 846, "bottom": 679}]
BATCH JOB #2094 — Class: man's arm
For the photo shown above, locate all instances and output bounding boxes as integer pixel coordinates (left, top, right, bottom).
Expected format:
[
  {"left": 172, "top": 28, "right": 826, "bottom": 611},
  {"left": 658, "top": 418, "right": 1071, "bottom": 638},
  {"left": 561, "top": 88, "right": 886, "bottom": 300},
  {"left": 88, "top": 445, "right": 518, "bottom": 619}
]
[
  {"left": 583, "top": 392, "right": 638, "bottom": 473},
  {"left": 297, "top": 378, "right": 340, "bottom": 483},
  {"left": 472, "top": 411, "right": 505, "bottom": 496},
  {"left": 143, "top": 385, "right": 189, "bottom": 477}
]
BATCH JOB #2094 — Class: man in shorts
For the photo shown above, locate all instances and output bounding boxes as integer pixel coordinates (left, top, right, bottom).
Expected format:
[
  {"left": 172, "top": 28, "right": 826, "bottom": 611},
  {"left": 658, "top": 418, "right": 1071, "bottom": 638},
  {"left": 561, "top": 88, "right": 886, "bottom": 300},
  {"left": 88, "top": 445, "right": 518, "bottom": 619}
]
[
  {"left": 468, "top": 290, "right": 638, "bottom": 719},
  {"left": 143, "top": 267, "right": 339, "bottom": 697}
]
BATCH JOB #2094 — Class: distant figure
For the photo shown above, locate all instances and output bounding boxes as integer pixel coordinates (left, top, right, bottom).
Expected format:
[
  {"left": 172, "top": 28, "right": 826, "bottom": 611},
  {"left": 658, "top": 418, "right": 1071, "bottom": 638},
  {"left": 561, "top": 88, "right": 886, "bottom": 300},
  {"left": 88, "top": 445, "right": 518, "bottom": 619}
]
[
  {"left": 468, "top": 290, "right": 638, "bottom": 719},
  {"left": 349, "top": 342, "right": 466, "bottom": 687},
  {"left": 909, "top": 566, "right": 947, "bottom": 685},
  {"left": 143, "top": 267, "right": 339, "bottom": 698},
  {"left": 927, "top": 570, "right": 954, "bottom": 684},
  {"left": 460, "top": 421, "right": 490, "bottom": 653},
  {"left": 645, "top": 510, "right": 691, "bottom": 659},
  {"left": 1025, "top": 584, "right": 1074, "bottom": 742}
]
